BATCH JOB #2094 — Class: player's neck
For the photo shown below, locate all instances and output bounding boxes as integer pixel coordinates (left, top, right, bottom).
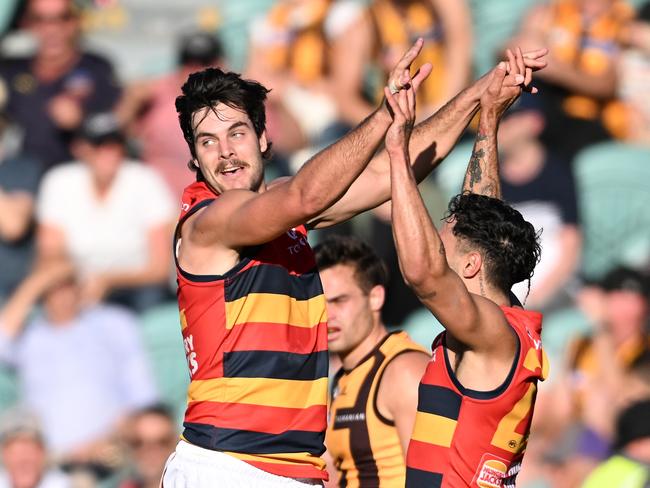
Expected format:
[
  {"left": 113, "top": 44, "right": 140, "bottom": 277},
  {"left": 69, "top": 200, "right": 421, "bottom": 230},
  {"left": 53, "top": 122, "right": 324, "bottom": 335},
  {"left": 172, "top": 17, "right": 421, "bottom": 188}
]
[
  {"left": 340, "top": 322, "right": 388, "bottom": 371},
  {"left": 467, "top": 275, "right": 510, "bottom": 307}
]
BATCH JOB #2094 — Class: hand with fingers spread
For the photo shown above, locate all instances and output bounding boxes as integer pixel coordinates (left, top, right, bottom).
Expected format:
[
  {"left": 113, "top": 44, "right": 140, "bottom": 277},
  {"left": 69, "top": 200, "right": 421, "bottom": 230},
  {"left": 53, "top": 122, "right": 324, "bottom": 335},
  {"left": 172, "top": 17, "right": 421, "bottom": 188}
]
[
  {"left": 383, "top": 37, "right": 432, "bottom": 114},
  {"left": 384, "top": 83, "right": 416, "bottom": 158}
]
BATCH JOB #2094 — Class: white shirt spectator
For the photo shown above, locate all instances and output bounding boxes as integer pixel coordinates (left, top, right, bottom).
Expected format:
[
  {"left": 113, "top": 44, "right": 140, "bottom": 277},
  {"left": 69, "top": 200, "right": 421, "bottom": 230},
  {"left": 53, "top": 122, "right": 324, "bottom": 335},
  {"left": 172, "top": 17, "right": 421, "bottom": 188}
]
[{"left": 37, "top": 161, "right": 174, "bottom": 278}]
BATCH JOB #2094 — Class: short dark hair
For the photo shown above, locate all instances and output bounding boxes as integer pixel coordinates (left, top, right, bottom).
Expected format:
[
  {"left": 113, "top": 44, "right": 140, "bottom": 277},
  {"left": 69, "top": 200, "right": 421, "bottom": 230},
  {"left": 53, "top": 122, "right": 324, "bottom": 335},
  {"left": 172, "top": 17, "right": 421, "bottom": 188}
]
[
  {"left": 175, "top": 68, "right": 272, "bottom": 181},
  {"left": 445, "top": 193, "right": 541, "bottom": 293},
  {"left": 314, "top": 235, "right": 388, "bottom": 294},
  {"left": 131, "top": 403, "right": 175, "bottom": 423}
]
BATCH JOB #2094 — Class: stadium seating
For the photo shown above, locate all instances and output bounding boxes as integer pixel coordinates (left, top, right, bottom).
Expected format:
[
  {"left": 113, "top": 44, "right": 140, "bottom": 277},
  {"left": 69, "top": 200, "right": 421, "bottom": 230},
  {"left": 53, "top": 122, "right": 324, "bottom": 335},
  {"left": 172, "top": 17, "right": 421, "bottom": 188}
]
[
  {"left": 573, "top": 141, "right": 650, "bottom": 280},
  {"left": 139, "top": 302, "right": 189, "bottom": 425}
]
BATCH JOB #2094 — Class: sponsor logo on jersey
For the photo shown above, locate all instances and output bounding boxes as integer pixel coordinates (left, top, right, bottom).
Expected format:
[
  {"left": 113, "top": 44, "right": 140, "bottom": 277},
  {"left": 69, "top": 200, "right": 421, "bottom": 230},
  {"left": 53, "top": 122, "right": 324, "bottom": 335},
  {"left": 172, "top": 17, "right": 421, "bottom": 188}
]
[{"left": 473, "top": 454, "right": 508, "bottom": 488}]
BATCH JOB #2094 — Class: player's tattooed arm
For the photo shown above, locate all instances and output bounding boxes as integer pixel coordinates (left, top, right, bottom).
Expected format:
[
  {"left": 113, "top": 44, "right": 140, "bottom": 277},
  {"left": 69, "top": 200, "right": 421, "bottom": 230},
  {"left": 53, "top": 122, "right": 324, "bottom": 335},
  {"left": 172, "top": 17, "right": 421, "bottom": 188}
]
[{"left": 461, "top": 128, "right": 500, "bottom": 199}]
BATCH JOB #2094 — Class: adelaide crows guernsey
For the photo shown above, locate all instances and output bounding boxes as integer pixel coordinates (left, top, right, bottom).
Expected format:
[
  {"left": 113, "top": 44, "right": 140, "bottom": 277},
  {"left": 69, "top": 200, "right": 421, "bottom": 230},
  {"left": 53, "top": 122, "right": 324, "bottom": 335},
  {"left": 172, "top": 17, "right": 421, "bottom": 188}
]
[
  {"left": 174, "top": 182, "right": 329, "bottom": 480},
  {"left": 406, "top": 307, "right": 548, "bottom": 488},
  {"left": 327, "top": 331, "right": 427, "bottom": 487}
]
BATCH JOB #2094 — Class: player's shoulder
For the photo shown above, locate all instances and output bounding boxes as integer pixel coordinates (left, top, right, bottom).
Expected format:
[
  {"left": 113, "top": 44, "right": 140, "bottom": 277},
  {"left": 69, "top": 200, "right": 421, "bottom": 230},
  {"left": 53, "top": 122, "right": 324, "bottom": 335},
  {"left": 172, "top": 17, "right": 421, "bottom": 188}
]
[{"left": 382, "top": 348, "right": 430, "bottom": 386}]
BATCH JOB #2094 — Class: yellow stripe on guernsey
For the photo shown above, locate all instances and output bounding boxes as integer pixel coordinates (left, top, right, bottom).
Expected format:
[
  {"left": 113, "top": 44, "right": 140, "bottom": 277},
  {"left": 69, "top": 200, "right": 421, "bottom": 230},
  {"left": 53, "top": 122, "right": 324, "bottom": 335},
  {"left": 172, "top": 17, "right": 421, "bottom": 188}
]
[
  {"left": 228, "top": 452, "right": 323, "bottom": 465},
  {"left": 188, "top": 377, "right": 328, "bottom": 409},
  {"left": 225, "top": 293, "right": 325, "bottom": 329},
  {"left": 410, "top": 411, "right": 458, "bottom": 448}
]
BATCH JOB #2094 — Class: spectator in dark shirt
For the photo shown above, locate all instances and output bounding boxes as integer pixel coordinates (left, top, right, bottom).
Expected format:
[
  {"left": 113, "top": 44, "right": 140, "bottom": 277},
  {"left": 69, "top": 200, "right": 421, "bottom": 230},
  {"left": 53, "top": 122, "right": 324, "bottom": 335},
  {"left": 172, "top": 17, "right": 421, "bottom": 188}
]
[
  {"left": 0, "top": 0, "right": 121, "bottom": 169},
  {"left": 0, "top": 113, "right": 41, "bottom": 302},
  {"left": 499, "top": 94, "right": 582, "bottom": 309}
]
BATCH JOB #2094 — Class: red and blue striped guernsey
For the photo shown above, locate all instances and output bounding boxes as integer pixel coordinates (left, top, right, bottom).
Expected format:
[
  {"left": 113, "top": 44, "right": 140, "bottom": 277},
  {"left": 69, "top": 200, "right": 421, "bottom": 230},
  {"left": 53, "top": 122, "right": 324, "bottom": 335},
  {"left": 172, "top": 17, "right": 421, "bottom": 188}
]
[{"left": 174, "top": 182, "right": 329, "bottom": 480}]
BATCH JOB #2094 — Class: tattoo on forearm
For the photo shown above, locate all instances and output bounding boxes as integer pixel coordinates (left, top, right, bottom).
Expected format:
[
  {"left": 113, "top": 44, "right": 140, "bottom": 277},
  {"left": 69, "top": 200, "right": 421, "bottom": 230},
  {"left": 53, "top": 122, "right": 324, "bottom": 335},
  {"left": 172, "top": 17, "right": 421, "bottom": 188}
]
[
  {"left": 466, "top": 132, "right": 488, "bottom": 190},
  {"left": 468, "top": 147, "right": 485, "bottom": 189}
]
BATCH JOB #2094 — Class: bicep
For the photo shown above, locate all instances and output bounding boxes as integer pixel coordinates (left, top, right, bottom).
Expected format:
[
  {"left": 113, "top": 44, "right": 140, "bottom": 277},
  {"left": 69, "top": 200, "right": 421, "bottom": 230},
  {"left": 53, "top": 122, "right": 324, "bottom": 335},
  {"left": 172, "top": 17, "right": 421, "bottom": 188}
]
[
  {"left": 412, "top": 268, "right": 494, "bottom": 350},
  {"left": 191, "top": 182, "right": 311, "bottom": 247}
]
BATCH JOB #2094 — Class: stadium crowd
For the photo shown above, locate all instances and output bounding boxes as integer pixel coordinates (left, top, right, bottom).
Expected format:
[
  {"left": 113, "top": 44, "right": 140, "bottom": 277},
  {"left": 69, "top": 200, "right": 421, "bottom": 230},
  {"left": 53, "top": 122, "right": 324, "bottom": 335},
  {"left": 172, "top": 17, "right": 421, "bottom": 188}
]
[{"left": 0, "top": 0, "right": 648, "bottom": 487}]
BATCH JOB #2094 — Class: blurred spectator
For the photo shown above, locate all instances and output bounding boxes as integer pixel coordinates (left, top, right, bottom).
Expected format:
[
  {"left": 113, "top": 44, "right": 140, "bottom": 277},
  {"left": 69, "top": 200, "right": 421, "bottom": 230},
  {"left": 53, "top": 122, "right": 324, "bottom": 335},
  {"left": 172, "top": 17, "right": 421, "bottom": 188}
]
[
  {"left": 368, "top": 0, "right": 472, "bottom": 118},
  {"left": 36, "top": 113, "right": 175, "bottom": 313},
  {"left": 0, "top": 258, "right": 158, "bottom": 466},
  {"left": 0, "top": 410, "right": 70, "bottom": 488},
  {"left": 116, "top": 31, "right": 224, "bottom": 200},
  {"left": 0, "top": 0, "right": 121, "bottom": 169},
  {"left": 0, "top": 113, "right": 41, "bottom": 302},
  {"left": 615, "top": 2, "right": 650, "bottom": 143},
  {"left": 118, "top": 405, "right": 177, "bottom": 488},
  {"left": 572, "top": 267, "right": 650, "bottom": 390},
  {"left": 582, "top": 399, "right": 650, "bottom": 487},
  {"left": 246, "top": 0, "right": 367, "bottom": 158},
  {"left": 498, "top": 95, "right": 582, "bottom": 310},
  {"left": 545, "top": 267, "right": 650, "bottom": 483},
  {"left": 511, "top": 0, "right": 634, "bottom": 160}
]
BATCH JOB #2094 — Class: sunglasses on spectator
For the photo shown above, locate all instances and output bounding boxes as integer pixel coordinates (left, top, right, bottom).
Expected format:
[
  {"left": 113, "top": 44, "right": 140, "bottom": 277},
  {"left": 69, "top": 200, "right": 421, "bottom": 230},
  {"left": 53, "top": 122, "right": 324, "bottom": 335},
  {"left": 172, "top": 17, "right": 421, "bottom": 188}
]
[
  {"left": 28, "top": 11, "right": 76, "bottom": 24},
  {"left": 130, "top": 436, "right": 176, "bottom": 450}
]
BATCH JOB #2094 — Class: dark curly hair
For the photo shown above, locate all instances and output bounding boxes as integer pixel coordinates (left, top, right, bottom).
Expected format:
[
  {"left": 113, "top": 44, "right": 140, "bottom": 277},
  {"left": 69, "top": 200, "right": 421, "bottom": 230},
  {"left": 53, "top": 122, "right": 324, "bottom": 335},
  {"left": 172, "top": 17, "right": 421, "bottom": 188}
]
[
  {"left": 445, "top": 193, "right": 541, "bottom": 294},
  {"left": 175, "top": 68, "right": 272, "bottom": 181},
  {"left": 314, "top": 235, "right": 389, "bottom": 294}
]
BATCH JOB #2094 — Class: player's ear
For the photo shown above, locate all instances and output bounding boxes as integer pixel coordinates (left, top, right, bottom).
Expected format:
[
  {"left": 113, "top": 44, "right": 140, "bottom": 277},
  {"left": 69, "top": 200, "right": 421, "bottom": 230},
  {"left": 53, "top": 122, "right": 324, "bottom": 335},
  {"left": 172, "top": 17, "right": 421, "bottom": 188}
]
[
  {"left": 258, "top": 130, "right": 268, "bottom": 154},
  {"left": 462, "top": 251, "right": 482, "bottom": 280},
  {"left": 368, "top": 285, "right": 385, "bottom": 312}
]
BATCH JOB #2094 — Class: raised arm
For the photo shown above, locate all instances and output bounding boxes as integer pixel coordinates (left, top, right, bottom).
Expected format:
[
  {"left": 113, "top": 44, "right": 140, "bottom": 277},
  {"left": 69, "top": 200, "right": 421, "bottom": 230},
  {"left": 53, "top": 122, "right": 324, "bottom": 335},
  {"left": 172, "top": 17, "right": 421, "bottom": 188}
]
[
  {"left": 385, "top": 77, "right": 509, "bottom": 352},
  {"left": 310, "top": 48, "right": 548, "bottom": 228},
  {"left": 462, "top": 48, "right": 540, "bottom": 199},
  {"left": 188, "top": 40, "right": 427, "bottom": 250}
]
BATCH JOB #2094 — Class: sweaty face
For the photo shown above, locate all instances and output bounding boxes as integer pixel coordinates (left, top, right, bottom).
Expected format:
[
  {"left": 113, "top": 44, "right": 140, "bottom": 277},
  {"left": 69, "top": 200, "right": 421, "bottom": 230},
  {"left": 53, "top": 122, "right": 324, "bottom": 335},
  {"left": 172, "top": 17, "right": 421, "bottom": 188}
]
[
  {"left": 192, "top": 103, "right": 267, "bottom": 194},
  {"left": 320, "top": 264, "right": 377, "bottom": 356}
]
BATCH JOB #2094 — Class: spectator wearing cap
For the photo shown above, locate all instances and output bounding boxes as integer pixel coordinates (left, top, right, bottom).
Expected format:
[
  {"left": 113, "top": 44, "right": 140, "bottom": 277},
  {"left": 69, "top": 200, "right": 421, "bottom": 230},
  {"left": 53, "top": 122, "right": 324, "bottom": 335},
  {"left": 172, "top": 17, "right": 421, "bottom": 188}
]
[
  {"left": 0, "top": 409, "right": 71, "bottom": 488},
  {"left": 0, "top": 0, "right": 121, "bottom": 169},
  {"left": 0, "top": 258, "right": 158, "bottom": 470},
  {"left": 36, "top": 112, "right": 175, "bottom": 312},
  {"left": 582, "top": 399, "right": 650, "bottom": 487},
  {"left": 115, "top": 31, "right": 223, "bottom": 200}
]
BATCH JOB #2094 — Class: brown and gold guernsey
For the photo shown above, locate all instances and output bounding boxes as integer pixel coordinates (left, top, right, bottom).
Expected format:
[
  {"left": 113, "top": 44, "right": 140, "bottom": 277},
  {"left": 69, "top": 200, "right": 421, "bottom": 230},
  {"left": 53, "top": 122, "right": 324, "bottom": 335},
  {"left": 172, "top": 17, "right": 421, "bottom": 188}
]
[
  {"left": 174, "top": 182, "right": 329, "bottom": 480},
  {"left": 326, "top": 331, "right": 428, "bottom": 487}
]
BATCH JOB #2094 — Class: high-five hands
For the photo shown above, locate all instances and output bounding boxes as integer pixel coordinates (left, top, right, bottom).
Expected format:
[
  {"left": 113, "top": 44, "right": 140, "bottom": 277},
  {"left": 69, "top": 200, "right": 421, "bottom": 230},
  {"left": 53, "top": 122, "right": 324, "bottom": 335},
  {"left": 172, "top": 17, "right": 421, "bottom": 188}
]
[
  {"left": 384, "top": 37, "right": 432, "bottom": 115},
  {"left": 383, "top": 78, "right": 417, "bottom": 157}
]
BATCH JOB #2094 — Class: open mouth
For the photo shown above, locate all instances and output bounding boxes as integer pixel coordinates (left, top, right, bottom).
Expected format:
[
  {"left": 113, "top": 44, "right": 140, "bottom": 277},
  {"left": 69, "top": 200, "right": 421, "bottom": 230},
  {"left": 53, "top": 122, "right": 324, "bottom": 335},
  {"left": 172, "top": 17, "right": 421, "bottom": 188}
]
[
  {"left": 220, "top": 166, "right": 243, "bottom": 176},
  {"left": 327, "top": 326, "right": 341, "bottom": 340}
]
